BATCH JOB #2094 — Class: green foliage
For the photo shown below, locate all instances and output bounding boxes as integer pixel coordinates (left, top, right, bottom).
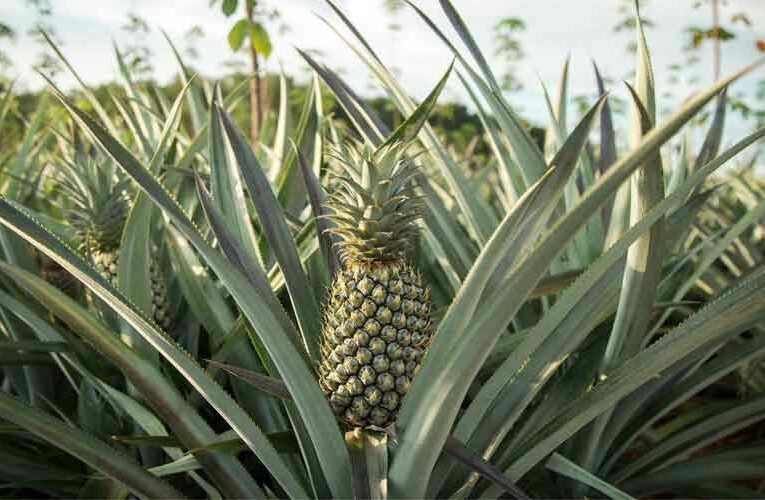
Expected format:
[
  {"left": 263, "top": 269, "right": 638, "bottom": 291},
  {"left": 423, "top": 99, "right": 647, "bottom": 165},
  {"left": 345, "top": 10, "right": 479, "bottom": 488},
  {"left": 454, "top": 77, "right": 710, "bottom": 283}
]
[
  {"left": 493, "top": 17, "right": 526, "bottom": 93},
  {"left": 688, "top": 25, "right": 736, "bottom": 48},
  {"left": 120, "top": 13, "right": 154, "bottom": 79},
  {"left": 0, "top": 1, "right": 764, "bottom": 499},
  {"left": 0, "top": 21, "right": 15, "bottom": 76},
  {"left": 248, "top": 22, "right": 272, "bottom": 57},
  {"left": 227, "top": 19, "right": 250, "bottom": 51},
  {"left": 222, "top": 0, "right": 238, "bottom": 17},
  {"left": 216, "top": 0, "right": 274, "bottom": 59},
  {"left": 228, "top": 18, "right": 271, "bottom": 57}
]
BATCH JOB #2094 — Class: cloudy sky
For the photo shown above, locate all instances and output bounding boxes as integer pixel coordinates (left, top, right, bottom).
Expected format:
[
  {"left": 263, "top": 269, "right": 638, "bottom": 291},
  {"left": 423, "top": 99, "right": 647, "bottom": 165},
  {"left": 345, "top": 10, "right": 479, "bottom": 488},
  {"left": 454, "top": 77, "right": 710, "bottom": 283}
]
[{"left": 2, "top": 0, "right": 765, "bottom": 132}]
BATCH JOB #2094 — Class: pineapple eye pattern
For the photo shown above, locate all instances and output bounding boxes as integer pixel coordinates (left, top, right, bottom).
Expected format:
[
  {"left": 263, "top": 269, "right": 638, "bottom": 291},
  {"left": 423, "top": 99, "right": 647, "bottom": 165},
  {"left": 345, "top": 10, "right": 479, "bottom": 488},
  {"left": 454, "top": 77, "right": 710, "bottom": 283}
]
[{"left": 320, "top": 265, "right": 433, "bottom": 428}]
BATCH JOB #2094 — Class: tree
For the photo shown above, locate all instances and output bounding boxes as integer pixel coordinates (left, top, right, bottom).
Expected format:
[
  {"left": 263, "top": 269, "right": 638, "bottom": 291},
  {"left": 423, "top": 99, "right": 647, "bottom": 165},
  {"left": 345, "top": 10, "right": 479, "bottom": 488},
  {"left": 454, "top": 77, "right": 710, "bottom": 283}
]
[
  {"left": 686, "top": 0, "right": 748, "bottom": 82},
  {"left": 26, "top": 0, "right": 62, "bottom": 78},
  {"left": 0, "top": 21, "right": 16, "bottom": 85},
  {"left": 213, "top": 0, "right": 276, "bottom": 144},
  {"left": 121, "top": 13, "right": 154, "bottom": 80},
  {"left": 682, "top": 1, "right": 755, "bottom": 86},
  {"left": 383, "top": 0, "right": 405, "bottom": 124},
  {"left": 684, "top": 1, "right": 761, "bottom": 123},
  {"left": 182, "top": 26, "right": 205, "bottom": 62},
  {"left": 383, "top": 0, "right": 404, "bottom": 79},
  {"left": 493, "top": 17, "right": 526, "bottom": 93}
]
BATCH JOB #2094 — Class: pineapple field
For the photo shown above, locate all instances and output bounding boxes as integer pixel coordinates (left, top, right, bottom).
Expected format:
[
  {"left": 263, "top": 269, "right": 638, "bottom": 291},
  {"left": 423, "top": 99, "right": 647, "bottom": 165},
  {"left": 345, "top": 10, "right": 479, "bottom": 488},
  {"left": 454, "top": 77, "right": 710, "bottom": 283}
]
[{"left": 1, "top": 0, "right": 765, "bottom": 498}]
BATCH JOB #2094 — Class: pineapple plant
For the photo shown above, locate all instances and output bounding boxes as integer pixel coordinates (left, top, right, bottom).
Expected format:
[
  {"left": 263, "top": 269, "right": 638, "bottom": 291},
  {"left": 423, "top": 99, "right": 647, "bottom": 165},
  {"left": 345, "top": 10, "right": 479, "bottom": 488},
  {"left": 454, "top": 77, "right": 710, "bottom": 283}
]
[
  {"left": 319, "top": 140, "right": 434, "bottom": 428},
  {"left": 53, "top": 141, "right": 172, "bottom": 330},
  {"left": 2, "top": 1, "right": 765, "bottom": 498}
]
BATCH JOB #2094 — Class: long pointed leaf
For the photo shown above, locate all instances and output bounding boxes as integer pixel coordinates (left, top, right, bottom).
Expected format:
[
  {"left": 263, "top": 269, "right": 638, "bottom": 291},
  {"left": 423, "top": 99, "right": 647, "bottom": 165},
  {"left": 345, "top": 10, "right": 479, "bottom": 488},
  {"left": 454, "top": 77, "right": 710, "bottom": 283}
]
[
  {"left": 218, "top": 106, "right": 323, "bottom": 362},
  {"left": 0, "top": 263, "right": 263, "bottom": 498},
  {"left": 0, "top": 391, "right": 182, "bottom": 499},
  {"left": 389, "top": 96, "right": 607, "bottom": 498}
]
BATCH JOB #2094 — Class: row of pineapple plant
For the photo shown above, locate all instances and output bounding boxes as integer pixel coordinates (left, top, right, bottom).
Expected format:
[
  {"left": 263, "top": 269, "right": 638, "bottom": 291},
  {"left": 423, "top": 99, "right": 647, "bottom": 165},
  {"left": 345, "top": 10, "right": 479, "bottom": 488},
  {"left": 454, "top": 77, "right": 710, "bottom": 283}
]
[
  {"left": 691, "top": 162, "right": 765, "bottom": 399},
  {"left": 0, "top": 0, "right": 764, "bottom": 498}
]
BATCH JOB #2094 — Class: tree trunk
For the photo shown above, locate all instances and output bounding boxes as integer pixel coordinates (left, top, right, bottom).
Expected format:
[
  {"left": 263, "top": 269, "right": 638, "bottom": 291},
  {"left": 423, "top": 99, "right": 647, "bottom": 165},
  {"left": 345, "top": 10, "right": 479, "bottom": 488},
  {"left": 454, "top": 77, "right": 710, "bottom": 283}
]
[
  {"left": 249, "top": 50, "right": 262, "bottom": 144},
  {"left": 245, "top": 2, "right": 263, "bottom": 145},
  {"left": 711, "top": 0, "right": 721, "bottom": 82}
]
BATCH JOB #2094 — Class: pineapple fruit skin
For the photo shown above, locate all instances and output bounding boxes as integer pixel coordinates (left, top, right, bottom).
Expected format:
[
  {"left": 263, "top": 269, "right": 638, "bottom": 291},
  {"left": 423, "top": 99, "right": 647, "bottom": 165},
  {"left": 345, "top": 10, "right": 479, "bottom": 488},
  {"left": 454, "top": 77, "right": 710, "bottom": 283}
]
[
  {"left": 91, "top": 246, "right": 119, "bottom": 286},
  {"left": 90, "top": 245, "right": 172, "bottom": 330},
  {"left": 320, "top": 261, "right": 433, "bottom": 428},
  {"left": 150, "top": 256, "right": 171, "bottom": 330}
]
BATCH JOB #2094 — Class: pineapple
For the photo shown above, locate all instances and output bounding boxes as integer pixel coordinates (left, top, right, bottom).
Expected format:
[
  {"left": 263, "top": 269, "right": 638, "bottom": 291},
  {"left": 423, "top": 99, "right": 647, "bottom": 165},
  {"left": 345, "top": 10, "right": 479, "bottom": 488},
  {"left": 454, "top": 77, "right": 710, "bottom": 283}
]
[
  {"left": 54, "top": 146, "right": 172, "bottom": 330},
  {"left": 319, "top": 140, "right": 434, "bottom": 429}
]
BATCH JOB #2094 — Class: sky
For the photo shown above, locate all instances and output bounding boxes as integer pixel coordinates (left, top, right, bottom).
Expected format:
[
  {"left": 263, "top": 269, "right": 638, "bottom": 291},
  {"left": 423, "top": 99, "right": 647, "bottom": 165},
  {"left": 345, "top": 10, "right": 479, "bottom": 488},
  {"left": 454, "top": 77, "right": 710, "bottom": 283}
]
[{"left": 2, "top": 0, "right": 765, "bottom": 135}]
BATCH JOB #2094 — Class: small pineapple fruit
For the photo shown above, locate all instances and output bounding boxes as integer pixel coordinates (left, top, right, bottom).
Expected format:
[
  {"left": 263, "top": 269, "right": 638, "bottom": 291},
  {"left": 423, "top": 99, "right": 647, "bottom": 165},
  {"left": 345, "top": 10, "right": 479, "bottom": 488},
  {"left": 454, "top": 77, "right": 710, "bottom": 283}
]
[
  {"left": 319, "top": 140, "right": 434, "bottom": 429},
  {"left": 55, "top": 145, "right": 172, "bottom": 330}
]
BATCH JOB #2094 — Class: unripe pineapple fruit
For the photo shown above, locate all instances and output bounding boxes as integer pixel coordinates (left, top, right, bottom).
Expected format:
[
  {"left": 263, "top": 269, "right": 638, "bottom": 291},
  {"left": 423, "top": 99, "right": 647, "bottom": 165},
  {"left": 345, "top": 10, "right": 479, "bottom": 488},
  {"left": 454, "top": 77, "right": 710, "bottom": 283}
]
[
  {"left": 55, "top": 145, "right": 172, "bottom": 330},
  {"left": 88, "top": 241, "right": 171, "bottom": 331},
  {"left": 319, "top": 140, "right": 434, "bottom": 429}
]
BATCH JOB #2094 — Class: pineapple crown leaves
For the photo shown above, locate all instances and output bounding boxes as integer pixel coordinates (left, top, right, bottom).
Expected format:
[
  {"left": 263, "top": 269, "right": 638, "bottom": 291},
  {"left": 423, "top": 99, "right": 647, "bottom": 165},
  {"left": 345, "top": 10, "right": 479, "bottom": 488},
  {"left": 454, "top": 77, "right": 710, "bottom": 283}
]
[
  {"left": 324, "top": 139, "right": 424, "bottom": 264},
  {"left": 52, "top": 132, "right": 132, "bottom": 251}
]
